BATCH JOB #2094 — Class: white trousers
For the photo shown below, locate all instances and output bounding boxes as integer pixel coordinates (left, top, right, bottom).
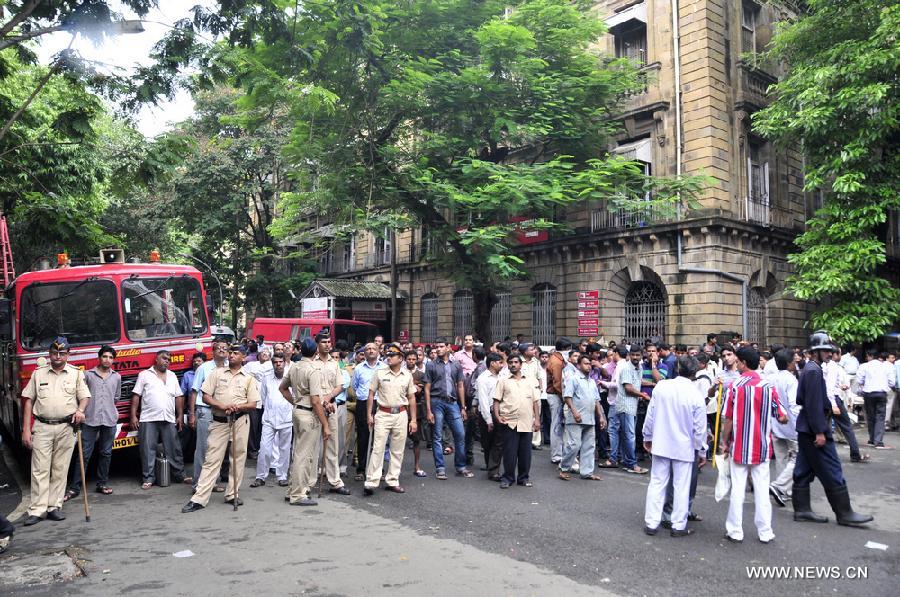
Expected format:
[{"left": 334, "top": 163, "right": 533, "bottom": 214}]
[
  {"left": 644, "top": 455, "right": 692, "bottom": 531},
  {"left": 546, "top": 393, "right": 564, "bottom": 460},
  {"left": 256, "top": 423, "right": 292, "bottom": 481},
  {"left": 770, "top": 438, "right": 797, "bottom": 496},
  {"left": 727, "top": 461, "right": 774, "bottom": 542}
]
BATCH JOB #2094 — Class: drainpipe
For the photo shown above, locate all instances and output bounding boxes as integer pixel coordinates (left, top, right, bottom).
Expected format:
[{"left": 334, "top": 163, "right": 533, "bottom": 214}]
[{"left": 671, "top": 1, "right": 747, "bottom": 338}]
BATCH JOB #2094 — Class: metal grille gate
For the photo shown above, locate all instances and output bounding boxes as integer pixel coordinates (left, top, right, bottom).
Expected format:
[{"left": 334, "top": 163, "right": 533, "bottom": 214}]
[
  {"left": 490, "top": 292, "right": 511, "bottom": 342},
  {"left": 453, "top": 290, "right": 474, "bottom": 340},
  {"left": 532, "top": 285, "right": 557, "bottom": 346},
  {"left": 747, "top": 287, "right": 768, "bottom": 347},
  {"left": 624, "top": 282, "right": 666, "bottom": 346},
  {"left": 421, "top": 294, "right": 438, "bottom": 342}
]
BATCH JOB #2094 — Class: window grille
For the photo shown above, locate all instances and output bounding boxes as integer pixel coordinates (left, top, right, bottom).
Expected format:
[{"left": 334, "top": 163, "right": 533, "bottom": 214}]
[
  {"left": 615, "top": 22, "right": 647, "bottom": 65},
  {"left": 531, "top": 284, "right": 557, "bottom": 346},
  {"left": 490, "top": 292, "right": 511, "bottom": 341},
  {"left": 624, "top": 281, "right": 666, "bottom": 346},
  {"left": 453, "top": 290, "right": 474, "bottom": 340},
  {"left": 421, "top": 294, "right": 438, "bottom": 343},
  {"left": 747, "top": 287, "right": 768, "bottom": 347}
]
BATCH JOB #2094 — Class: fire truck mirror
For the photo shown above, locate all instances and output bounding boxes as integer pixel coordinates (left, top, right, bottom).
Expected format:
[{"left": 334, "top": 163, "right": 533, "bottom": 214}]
[{"left": 0, "top": 298, "right": 11, "bottom": 342}]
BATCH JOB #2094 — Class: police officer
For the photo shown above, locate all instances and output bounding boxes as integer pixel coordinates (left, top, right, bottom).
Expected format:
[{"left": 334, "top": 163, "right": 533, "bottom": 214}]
[
  {"left": 281, "top": 339, "right": 330, "bottom": 506},
  {"left": 792, "top": 331, "right": 873, "bottom": 527},
  {"left": 363, "top": 343, "right": 417, "bottom": 496},
  {"left": 310, "top": 332, "right": 351, "bottom": 496},
  {"left": 21, "top": 337, "right": 91, "bottom": 526},
  {"left": 182, "top": 344, "right": 259, "bottom": 513}
]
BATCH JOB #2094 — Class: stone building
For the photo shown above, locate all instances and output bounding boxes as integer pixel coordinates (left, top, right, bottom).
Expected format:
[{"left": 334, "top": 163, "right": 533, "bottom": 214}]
[{"left": 310, "top": 1, "right": 824, "bottom": 347}]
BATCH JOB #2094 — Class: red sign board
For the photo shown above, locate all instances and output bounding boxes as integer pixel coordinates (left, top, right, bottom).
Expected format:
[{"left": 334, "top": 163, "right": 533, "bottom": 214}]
[
  {"left": 578, "top": 309, "right": 599, "bottom": 317},
  {"left": 578, "top": 300, "right": 599, "bottom": 309},
  {"left": 578, "top": 327, "right": 600, "bottom": 337},
  {"left": 398, "top": 329, "right": 409, "bottom": 342},
  {"left": 577, "top": 290, "right": 599, "bottom": 300},
  {"left": 577, "top": 318, "right": 599, "bottom": 327}
]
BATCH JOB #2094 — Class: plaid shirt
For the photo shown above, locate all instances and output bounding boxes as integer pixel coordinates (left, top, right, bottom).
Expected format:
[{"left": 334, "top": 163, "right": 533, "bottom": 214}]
[{"left": 724, "top": 371, "right": 785, "bottom": 465}]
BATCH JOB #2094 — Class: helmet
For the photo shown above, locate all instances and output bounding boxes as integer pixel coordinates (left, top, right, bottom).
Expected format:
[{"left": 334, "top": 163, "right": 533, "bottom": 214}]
[{"left": 808, "top": 330, "right": 834, "bottom": 352}]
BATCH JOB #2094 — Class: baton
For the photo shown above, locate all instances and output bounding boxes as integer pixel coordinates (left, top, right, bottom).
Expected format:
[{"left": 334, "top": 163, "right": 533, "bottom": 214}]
[
  {"left": 229, "top": 413, "right": 238, "bottom": 512},
  {"left": 317, "top": 431, "right": 327, "bottom": 498},
  {"left": 712, "top": 383, "right": 724, "bottom": 470},
  {"left": 76, "top": 427, "right": 91, "bottom": 522}
]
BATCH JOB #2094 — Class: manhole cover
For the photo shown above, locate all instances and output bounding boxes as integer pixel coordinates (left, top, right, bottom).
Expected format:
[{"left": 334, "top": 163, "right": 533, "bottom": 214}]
[{"left": 0, "top": 546, "right": 87, "bottom": 588}]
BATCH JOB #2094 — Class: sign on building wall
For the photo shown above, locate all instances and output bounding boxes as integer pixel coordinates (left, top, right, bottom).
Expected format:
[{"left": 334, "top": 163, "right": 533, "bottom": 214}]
[
  {"left": 302, "top": 297, "right": 330, "bottom": 318},
  {"left": 352, "top": 300, "right": 387, "bottom": 321},
  {"left": 576, "top": 290, "right": 600, "bottom": 337}
]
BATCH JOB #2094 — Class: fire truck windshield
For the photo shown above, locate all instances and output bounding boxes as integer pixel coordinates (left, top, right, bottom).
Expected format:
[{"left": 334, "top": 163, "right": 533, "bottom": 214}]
[
  {"left": 20, "top": 279, "right": 120, "bottom": 350},
  {"left": 122, "top": 276, "right": 207, "bottom": 341}
]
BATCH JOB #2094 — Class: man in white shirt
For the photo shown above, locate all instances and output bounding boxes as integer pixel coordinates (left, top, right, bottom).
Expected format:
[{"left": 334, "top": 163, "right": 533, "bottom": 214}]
[
  {"left": 827, "top": 349, "right": 868, "bottom": 463},
  {"left": 768, "top": 349, "right": 800, "bottom": 506},
  {"left": 476, "top": 354, "right": 505, "bottom": 480},
  {"left": 642, "top": 356, "right": 707, "bottom": 537},
  {"left": 130, "top": 351, "right": 187, "bottom": 489},
  {"left": 244, "top": 347, "right": 273, "bottom": 460},
  {"left": 856, "top": 349, "right": 896, "bottom": 449},
  {"left": 251, "top": 352, "right": 293, "bottom": 487},
  {"left": 519, "top": 344, "right": 544, "bottom": 449}
]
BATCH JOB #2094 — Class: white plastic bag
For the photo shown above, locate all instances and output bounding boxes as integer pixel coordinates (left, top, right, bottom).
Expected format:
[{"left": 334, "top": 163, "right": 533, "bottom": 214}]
[{"left": 714, "top": 454, "right": 731, "bottom": 502}]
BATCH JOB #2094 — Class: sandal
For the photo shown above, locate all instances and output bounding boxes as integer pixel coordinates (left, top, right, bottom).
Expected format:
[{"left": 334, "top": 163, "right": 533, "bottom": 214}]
[
  {"left": 96, "top": 486, "right": 113, "bottom": 495},
  {"left": 581, "top": 474, "right": 602, "bottom": 481},
  {"left": 597, "top": 460, "right": 618, "bottom": 468},
  {"left": 141, "top": 482, "right": 153, "bottom": 490},
  {"left": 436, "top": 471, "right": 448, "bottom": 480},
  {"left": 64, "top": 489, "right": 79, "bottom": 502},
  {"left": 558, "top": 471, "right": 571, "bottom": 481},
  {"left": 414, "top": 469, "right": 428, "bottom": 478},
  {"left": 443, "top": 446, "right": 454, "bottom": 455},
  {"left": 625, "top": 466, "right": 648, "bottom": 475},
  {"left": 249, "top": 478, "right": 266, "bottom": 488},
  {"left": 851, "top": 453, "right": 871, "bottom": 463},
  {"left": 455, "top": 469, "right": 474, "bottom": 478},
  {"left": 354, "top": 473, "right": 365, "bottom": 481}
]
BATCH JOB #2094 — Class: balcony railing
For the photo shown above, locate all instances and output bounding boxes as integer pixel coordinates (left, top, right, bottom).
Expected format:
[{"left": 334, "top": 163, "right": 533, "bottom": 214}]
[
  {"left": 737, "top": 64, "right": 776, "bottom": 110},
  {"left": 590, "top": 200, "right": 670, "bottom": 232},
  {"left": 744, "top": 195, "right": 770, "bottom": 226}
]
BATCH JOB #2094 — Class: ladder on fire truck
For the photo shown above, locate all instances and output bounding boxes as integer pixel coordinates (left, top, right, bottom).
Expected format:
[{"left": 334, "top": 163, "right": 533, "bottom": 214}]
[{"left": 0, "top": 214, "right": 14, "bottom": 288}]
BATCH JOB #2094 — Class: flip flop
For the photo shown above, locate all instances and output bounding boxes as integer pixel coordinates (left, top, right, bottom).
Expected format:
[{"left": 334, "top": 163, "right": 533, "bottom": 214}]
[
  {"left": 581, "top": 474, "right": 603, "bottom": 481},
  {"left": 414, "top": 470, "right": 428, "bottom": 477},
  {"left": 63, "top": 489, "right": 79, "bottom": 502},
  {"left": 597, "top": 460, "right": 618, "bottom": 468},
  {"left": 95, "top": 486, "right": 113, "bottom": 495},
  {"left": 141, "top": 482, "right": 153, "bottom": 490},
  {"left": 558, "top": 471, "right": 571, "bottom": 481}
]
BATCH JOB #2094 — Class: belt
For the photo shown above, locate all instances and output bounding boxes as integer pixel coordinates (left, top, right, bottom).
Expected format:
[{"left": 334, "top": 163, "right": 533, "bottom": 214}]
[
  {"left": 439, "top": 396, "right": 457, "bottom": 403},
  {"left": 295, "top": 404, "right": 313, "bottom": 411},
  {"left": 212, "top": 412, "right": 247, "bottom": 423},
  {"left": 35, "top": 414, "right": 73, "bottom": 425},
  {"left": 378, "top": 405, "right": 407, "bottom": 414},
  {"left": 196, "top": 404, "right": 210, "bottom": 410}
]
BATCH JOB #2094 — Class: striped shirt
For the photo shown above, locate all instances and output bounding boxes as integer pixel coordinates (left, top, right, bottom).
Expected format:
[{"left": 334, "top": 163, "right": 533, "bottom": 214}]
[{"left": 723, "top": 371, "right": 785, "bottom": 465}]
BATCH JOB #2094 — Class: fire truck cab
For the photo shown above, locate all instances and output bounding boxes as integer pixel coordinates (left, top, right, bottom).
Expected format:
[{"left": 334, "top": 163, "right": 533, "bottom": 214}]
[{"left": 0, "top": 259, "right": 214, "bottom": 456}]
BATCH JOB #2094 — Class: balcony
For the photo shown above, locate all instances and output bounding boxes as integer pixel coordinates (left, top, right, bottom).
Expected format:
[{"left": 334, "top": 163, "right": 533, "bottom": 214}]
[
  {"left": 590, "top": 200, "right": 671, "bottom": 232},
  {"left": 736, "top": 64, "right": 776, "bottom": 112}
]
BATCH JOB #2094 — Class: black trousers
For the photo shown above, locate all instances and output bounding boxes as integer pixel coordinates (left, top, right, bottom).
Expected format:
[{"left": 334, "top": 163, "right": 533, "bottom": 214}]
[
  {"left": 862, "top": 392, "right": 887, "bottom": 446},
  {"left": 355, "top": 400, "right": 372, "bottom": 473},
  {"left": 248, "top": 407, "right": 263, "bottom": 455},
  {"left": 500, "top": 425, "right": 533, "bottom": 484},
  {"left": 464, "top": 407, "right": 479, "bottom": 465},
  {"left": 793, "top": 432, "right": 846, "bottom": 491},
  {"left": 596, "top": 396, "right": 611, "bottom": 460},
  {"left": 0, "top": 513, "right": 13, "bottom": 538},
  {"left": 833, "top": 397, "right": 861, "bottom": 459},
  {"left": 477, "top": 416, "right": 503, "bottom": 477}
]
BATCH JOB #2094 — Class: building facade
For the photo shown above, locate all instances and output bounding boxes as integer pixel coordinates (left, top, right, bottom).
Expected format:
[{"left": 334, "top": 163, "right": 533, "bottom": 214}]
[{"left": 311, "top": 1, "right": 826, "bottom": 347}]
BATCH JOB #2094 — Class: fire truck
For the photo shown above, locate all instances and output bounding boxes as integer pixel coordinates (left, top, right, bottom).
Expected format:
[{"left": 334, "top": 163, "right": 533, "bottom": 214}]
[{"left": 0, "top": 234, "right": 215, "bottom": 459}]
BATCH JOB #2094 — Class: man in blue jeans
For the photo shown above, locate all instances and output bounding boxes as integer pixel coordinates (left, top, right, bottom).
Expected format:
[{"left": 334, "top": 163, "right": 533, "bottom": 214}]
[
  {"left": 424, "top": 337, "right": 474, "bottom": 480},
  {"left": 614, "top": 345, "right": 649, "bottom": 474}
]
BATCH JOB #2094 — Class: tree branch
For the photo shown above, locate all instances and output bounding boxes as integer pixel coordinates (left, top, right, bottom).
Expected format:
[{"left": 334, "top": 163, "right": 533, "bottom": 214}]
[
  {"left": 0, "top": 0, "right": 44, "bottom": 39},
  {"left": 0, "top": 25, "right": 65, "bottom": 52}
]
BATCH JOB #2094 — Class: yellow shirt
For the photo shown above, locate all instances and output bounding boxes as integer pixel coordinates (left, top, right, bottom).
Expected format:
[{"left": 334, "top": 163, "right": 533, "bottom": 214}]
[
  {"left": 370, "top": 367, "right": 415, "bottom": 409},
  {"left": 201, "top": 367, "right": 260, "bottom": 417},
  {"left": 22, "top": 364, "right": 91, "bottom": 419},
  {"left": 493, "top": 375, "right": 540, "bottom": 432},
  {"left": 285, "top": 358, "right": 324, "bottom": 408}
]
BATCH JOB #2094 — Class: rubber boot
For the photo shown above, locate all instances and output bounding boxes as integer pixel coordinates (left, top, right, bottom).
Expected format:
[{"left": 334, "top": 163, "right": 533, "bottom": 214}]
[
  {"left": 825, "top": 485, "right": 873, "bottom": 527},
  {"left": 791, "top": 485, "right": 828, "bottom": 523}
]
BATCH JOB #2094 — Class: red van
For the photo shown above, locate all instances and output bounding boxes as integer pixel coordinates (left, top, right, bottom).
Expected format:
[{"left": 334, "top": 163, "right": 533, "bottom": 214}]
[{"left": 247, "top": 317, "right": 379, "bottom": 348}]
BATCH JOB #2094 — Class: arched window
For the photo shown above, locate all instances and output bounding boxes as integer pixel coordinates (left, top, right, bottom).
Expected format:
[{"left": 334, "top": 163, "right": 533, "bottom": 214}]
[
  {"left": 532, "top": 283, "right": 557, "bottom": 346},
  {"left": 453, "top": 290, "right": 474, "bottom": 340},
  {"left": 624, "top": 281, "right": 666, "bottom": 346},
  {"left": 490, "top": 291, "right": 511, "bottom": 342},
  {"left": 420, "top": 293, "right": 438, "bottom": 343},
  {"left": 747, "top": 286, "right": 768, "bottom": 347}
]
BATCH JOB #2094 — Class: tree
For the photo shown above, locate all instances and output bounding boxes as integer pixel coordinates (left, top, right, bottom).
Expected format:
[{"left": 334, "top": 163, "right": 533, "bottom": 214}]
[
  {"left": 193, "top": 0, "right": 703, "bottom": 341},
  {"left": 753, "top": 1, "right": 900, "bottom": 342}
]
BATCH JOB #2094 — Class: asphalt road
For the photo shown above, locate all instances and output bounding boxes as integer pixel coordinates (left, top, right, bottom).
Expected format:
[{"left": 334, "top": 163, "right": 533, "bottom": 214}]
[{"left": 1, "top": 428, "right": 898, "bottom": 596}]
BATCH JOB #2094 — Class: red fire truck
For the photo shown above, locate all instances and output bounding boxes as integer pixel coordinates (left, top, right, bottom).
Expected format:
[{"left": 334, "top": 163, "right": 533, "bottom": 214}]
[{"left": 0, "top": 246, "right": 215, "bottom": 458}]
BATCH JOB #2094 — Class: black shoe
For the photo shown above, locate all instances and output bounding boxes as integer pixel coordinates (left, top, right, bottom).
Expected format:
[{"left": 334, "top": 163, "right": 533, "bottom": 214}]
[
  {"left": 363, "top": 487, "right": 374, "bottom": 497},
  {"left": 499, "top": 480, "right": 511, "bottom": 489},
  {"left": 769, "top": 485, "right": 786, "bottom": 507},
  {"left": 45, "top": 509, "right": 65, "bottom": 522},
  {"left": 290, "top": 498, "right": 318, "bottom": 506},
  {"left": 329, "top": 487, "right": 351, "bottom": 495},
  {"left": 23, "top": 515, "right": 42, "bottom": 526},
  {"left": 249, "top": 478, "right": 266, "bottom": 488},
  {"left": 643, "top": 526, "right": 658, "bottom": 536},
  {"left": 489, "top": 474, "right": 502, "bottom": 482},
  {"left": 660, "top": 520, "right": 672, "bottom": 529},
  {"left": 224, "top": 498, "right": 243, "bottom": 506},
  {"left": 791, "top": 485, "right": 828, "bottom": 523},
  {"left": 181, "top": 501, "right": 204, "bottom": 513},
  {"left": 724, "top": 533, "right": 742, "bottom": 543},
  {"left": 670, "top": 528, "right": 694, "bottom": 538},
  {"left": 825, "top": 485, "right": 874, "bottom": 527},
  {"left": 277, "top": 479, "right": 289, "bottom": 487}
]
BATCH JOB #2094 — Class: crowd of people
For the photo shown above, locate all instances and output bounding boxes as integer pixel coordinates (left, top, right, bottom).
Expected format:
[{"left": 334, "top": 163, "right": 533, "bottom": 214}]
[{"left": 2, "top": 328, "right": 897, "bottom": 554}]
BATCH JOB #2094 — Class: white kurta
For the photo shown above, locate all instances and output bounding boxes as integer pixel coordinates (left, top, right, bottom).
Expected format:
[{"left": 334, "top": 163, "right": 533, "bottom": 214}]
[
  {"left": 256, "top": 372, "right": 293, "bottom": 481},
  {"left": 641, "top": 376, "right": 707, "bottom": 462}
]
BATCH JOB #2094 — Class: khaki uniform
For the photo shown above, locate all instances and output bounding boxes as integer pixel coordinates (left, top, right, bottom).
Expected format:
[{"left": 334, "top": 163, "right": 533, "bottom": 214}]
[
  {"left": 286, "top": 359, "right": 324, "bottom": 502},
  {"left": 311, "top": 354, "right": 345, "bottom": 489},
  {"left": 22, "top": 364, "right": 90, "bottom": 516},
  {"left": 365, "top": 367, "right": 415, "bottom": 489},
  {"left": 191, "top": 367, "right": 259, "bottom": 506}
]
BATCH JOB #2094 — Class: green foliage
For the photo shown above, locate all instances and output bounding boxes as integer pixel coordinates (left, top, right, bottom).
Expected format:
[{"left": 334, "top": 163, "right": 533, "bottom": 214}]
[{"left": 753, "top": 0, "right": 900, "bottom": 342}]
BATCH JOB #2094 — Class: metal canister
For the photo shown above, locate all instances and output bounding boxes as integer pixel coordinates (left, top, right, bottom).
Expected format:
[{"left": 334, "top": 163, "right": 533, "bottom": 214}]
[{"left": 155, "top": 456, "right": 171, "bottom": 487}]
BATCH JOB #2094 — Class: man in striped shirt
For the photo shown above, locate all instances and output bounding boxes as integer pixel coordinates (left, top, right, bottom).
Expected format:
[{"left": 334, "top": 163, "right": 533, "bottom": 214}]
[{"left": 720, "top": 346, "right": 787, "bottom": 544}]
